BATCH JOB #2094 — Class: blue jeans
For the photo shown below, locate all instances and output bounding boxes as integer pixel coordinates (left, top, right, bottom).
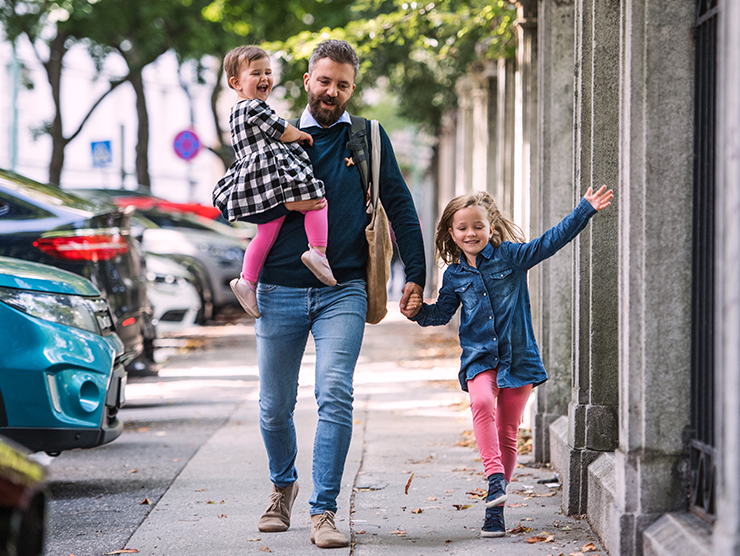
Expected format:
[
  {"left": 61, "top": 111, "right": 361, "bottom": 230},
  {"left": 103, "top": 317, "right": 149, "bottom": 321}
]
[{"left": 255, "top": 279, "right": 367, "bottom": 515}]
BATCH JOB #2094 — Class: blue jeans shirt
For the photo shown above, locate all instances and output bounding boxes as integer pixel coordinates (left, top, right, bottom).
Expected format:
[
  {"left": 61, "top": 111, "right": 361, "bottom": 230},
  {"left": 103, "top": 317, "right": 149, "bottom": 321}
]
[{"left": 412, "top": 198, "right": 597, "bottom": 391}]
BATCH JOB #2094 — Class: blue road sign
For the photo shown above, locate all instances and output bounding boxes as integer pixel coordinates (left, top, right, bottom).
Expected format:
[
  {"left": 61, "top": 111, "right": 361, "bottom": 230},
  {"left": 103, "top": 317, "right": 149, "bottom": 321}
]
[
  {"left": 174, "top": 130, "right": 201, "bottom": 161},
  {"left": 91, "top": 141, "right": 112, "bottom": 167}
]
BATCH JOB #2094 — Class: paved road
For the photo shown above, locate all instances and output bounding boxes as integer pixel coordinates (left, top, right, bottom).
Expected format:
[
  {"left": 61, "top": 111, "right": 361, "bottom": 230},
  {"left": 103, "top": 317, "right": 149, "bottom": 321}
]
[{"left": 42, "top": 306, "right": 604, "bottom": 556}]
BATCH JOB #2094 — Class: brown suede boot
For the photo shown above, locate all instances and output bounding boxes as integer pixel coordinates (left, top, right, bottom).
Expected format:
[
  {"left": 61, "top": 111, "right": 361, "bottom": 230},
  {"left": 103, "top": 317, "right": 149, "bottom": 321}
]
[
  {"left": 257, "top": 482, "right": 299, "bottom": 532},
  {"left": 310, "top": 511, "right": 349, "bottom": 548}
]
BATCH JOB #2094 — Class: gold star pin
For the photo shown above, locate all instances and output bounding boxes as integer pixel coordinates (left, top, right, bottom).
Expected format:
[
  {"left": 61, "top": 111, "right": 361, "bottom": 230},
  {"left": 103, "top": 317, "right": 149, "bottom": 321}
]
[{"left": 345, "top": 157, "right": 355, "bottom": 167}]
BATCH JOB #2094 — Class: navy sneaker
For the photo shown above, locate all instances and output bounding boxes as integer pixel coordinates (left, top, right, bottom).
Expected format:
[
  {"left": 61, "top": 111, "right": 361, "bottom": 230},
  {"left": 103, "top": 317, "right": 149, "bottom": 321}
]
[
  {"left": 485, "top": 472, "right": 508, "bottom": 507},
  {"left": 481, "top": 504, "right": 506, "bottom": 537}
]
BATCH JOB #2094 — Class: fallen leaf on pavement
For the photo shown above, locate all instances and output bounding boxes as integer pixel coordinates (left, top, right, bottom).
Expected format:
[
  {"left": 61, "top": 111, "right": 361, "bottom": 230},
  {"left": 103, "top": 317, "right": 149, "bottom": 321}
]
[
  {"left": 508, "top": 502, "right": 528, "bottom": 508},
  {"left": 427, "top": 497, "right": 437, "bottom": 501},
  {"left": 561, "top": 525, "right": 572, "bottom": 531},
  {"left": 248, "top": 538, "right": 261, "bottom": 542},
  {"left": 527, "top": 534, "right": 554, "bottom": 543},
  {"left": 411, "top": 508, "right": 423, "bottom": 514},
  {"left": 195, "top": 488, "right": 207, "bottom": 492},
  {"left": 509, "top": 523, "right": 534, "bottom": 534},
  {"left": 582, "top": 542, "right": 598, "bottom": 552},
  {"left": 218, "top": 514, "right": 227, "bottom": 518},
  {"left": 103, "top": 551, "right": 139, "bottom": 555},
  {"left": 259, "top": 547, "right": 272, "bottom": 553},
  {"left": 137, "top": 427, "right": 148, "bottom": 433},
  {"left": 139, "top": 498, "right": 152, "bottom": 505},
  {"left": 570, "top": 552, "right": 586, "bottom": 556},
  {"left": 452, "top": 504, "right": 472, "bottom": 511},
  {"left": 405, "top": 473, "right": 414, "bottom": 494},
  {"left": 390, "top": 530, "right": 406, "bottom": 536},
  {"left": 356, "top": 530, "right": 367, "bottom": 534},
  {"left": 466, "top": 488, "right": 486, "bottom": 499},
  {"left": 127, "top": 469, "right": 138, "bottom": 474},
  {"left": 531, "top": 490, "right": 558, "bottom": 498}
]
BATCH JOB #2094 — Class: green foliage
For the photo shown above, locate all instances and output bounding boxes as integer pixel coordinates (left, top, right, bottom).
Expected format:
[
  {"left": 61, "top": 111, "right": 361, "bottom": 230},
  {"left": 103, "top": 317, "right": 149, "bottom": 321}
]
[{"left": 264, "top": 0, "right": 517, "bottom": 134}]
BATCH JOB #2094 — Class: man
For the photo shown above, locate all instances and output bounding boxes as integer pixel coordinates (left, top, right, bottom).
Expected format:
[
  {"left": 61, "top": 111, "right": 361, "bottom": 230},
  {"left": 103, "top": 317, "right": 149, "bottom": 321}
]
[{"left": 245, "top": 40, "right": 425, "bottom": 549}]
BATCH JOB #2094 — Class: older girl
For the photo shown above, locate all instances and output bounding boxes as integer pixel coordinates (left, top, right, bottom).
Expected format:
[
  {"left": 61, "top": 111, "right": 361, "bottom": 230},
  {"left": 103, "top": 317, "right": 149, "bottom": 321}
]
[{"left": 403, "top": 186, "right": 613, "bottom": 537}]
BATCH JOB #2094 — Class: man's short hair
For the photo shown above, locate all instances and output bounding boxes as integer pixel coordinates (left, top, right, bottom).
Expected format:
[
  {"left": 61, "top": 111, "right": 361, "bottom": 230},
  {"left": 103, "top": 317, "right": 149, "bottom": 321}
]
[{"left": 308, "top": 40, "right": 359, "bottom": 78}]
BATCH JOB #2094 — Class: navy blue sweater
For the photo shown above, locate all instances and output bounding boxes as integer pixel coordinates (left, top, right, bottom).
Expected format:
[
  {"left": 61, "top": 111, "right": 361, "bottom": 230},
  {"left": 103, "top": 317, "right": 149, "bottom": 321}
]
[{"left": 241, "top": 120, "right": 426, "bottom": 289}]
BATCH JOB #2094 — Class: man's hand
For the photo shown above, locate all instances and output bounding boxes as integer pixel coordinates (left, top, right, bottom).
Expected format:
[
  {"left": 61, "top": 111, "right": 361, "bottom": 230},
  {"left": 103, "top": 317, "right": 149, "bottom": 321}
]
[
  {"left": 584, "top": 185, "right": 614, "bottom": 211},
  {"left": 285, "top": 198, "right": 327, "bottom": 212},
  {"left": 399, "top": 282, "right": 423, "bottom": 319}
]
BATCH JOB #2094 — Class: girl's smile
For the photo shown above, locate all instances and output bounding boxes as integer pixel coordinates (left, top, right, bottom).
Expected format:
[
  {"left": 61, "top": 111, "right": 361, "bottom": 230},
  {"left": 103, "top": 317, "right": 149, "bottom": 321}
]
[
  {"left": 230, "top": 57, "right": 274, "bottom": 102},
  {"left": 449, "top": 206, "right": 494, "bottom": 267}
]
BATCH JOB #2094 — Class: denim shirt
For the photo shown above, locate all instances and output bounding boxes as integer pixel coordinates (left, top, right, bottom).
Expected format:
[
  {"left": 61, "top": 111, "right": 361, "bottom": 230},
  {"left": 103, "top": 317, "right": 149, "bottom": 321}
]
[{"left": 412, "top": 198, "right": 597, "bottom": 391}]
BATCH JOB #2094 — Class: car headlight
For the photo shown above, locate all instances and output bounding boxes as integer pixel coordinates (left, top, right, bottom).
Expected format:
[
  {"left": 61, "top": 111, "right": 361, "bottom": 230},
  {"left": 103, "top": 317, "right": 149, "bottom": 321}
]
[{"left": 0, "top": 286, "right": 111, "bottom": 335}]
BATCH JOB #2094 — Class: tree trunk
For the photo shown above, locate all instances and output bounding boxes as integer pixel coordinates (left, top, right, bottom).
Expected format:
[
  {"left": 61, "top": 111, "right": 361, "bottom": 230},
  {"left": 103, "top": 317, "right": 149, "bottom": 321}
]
[
  {"left": 129, "top": 70, "right": 150, "bottom": 188},
  {"left": 208, "top": 60, "right": 235, "bottom": 170},
  {"left": 45, "top": 32, "right": 68, "bottom": 186}
]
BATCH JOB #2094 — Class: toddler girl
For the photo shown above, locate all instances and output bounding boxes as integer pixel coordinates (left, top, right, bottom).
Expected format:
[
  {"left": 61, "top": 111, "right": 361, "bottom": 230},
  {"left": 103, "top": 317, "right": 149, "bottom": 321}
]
[
  {"left": 402, "top": 186, "right": 613, "bottom": 537},
  {"left": 213, "top": 46, "right": 336, "bottom": 318}
]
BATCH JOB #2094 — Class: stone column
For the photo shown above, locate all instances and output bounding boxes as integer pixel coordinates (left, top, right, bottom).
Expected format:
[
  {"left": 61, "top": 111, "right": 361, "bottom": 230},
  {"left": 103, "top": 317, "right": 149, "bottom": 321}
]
[
  {"left": 471, "top": 82, "right": 489, "bottom": 192},
  {"left": 455, "top": 77, "right": 475, "bottom": 195},
  {"left": 600, "top": 0, "right": 694, "bottom": 554},
  {"left": 532, "top": 0, "right": 575, "bottom": 464},
  {"left": 710, "top": 0, "right": 740, "bottom": 553},
  {"left": 552, "top": 0, "right": 621, "bottom": 517},
  {"left": 514, "top": 0, "right": 538, "bottom": 237},
  {"left": 495, "top": 57, "right": 517, "bottom": 218}
]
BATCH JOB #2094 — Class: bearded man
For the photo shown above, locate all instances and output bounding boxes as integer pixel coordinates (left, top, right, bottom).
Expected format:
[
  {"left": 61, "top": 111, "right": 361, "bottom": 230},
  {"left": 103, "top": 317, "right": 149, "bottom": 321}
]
[{"left": 241, "top": 39, "right": 425, "bottom": 549}]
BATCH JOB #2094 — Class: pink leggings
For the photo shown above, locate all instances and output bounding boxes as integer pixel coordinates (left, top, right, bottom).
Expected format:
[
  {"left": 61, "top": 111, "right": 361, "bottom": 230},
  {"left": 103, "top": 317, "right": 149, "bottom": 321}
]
[
  {"left": 241, "top": 203, "right": 328, "bottom": 283},
  {"left": 467, "top": 369, "right": 532, "bottom": 482}
]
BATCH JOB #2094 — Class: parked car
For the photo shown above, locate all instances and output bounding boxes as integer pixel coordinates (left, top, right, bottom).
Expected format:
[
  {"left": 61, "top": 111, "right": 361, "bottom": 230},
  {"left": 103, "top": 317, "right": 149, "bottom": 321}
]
[
  {"left": 69, "top": 189, "right": 248, "bottom": 322},
  {"left": 71, "top": 187, "right": 222, "bottom": 220},
  {"left": 0, "top": 169, "right": 156, "bottom": 375},
  {"left": 145, "top": 253, "right": 200, "bottom": 333},
  {"left": 131, "top": 209, "right": 247, "bottom": 319},
  {"left": 0, "top": 436, "right": 47, "bottom": 556},
  {"left": 0, "top": 257, "right": 126, "bottom": 454}
]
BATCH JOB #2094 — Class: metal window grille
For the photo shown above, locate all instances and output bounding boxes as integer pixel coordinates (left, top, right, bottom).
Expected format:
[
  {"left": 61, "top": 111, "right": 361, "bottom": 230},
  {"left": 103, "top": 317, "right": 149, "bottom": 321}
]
[{"left": 689, "top": 0, "right": 719, "bottom": 523}]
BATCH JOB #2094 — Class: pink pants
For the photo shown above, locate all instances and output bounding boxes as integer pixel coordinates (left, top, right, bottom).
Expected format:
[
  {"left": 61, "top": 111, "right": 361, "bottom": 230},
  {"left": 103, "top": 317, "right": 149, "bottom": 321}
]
[
  {"left": 467, "top": 369, "right": 532, "bottom": 482},
  {"left": 241, "top": 203, "right": 329, "bottom": 283}
]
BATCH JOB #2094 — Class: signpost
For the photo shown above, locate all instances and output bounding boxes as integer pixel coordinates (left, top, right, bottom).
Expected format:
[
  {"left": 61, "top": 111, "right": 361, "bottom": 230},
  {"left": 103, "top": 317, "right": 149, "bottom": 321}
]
[{"left": 173, "top": 130, "right": 201, "bottom": 161}]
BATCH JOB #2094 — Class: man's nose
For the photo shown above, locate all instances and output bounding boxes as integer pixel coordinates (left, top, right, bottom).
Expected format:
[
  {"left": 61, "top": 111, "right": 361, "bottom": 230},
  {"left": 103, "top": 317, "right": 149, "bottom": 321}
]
[{"left": 326, "top": 82, "right": 338, "bottom": 97}]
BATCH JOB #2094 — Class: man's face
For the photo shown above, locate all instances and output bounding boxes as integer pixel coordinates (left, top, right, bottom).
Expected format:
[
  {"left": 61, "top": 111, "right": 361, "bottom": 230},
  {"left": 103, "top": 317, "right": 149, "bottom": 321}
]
[{"left": 304, "top": 58, "right": 356, "bottom": 127}]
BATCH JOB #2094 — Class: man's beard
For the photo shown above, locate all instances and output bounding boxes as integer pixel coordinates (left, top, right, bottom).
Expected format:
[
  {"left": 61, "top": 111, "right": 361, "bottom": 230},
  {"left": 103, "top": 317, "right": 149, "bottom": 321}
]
[{"left": 307, "top": 89, "right": 350, "bottom": 127}]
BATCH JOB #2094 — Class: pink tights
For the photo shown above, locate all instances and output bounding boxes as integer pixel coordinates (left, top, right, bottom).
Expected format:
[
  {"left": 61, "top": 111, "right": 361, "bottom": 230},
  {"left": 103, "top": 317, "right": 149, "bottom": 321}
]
[
  {"left": 467, "top": 369, "right": 532, "bottom": 482},
  {"left": 241, "top": 203, "right": 328, "bottom": 283}
]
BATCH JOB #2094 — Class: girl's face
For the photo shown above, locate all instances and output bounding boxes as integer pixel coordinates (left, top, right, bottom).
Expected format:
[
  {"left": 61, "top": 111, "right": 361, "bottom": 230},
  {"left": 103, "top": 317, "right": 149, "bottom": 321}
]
[
  {"left": 230, "top": 57, "right": 273, "bottom": 102},
  {"left": 449, "top": 205, "right": 493, "bottom": 267}
]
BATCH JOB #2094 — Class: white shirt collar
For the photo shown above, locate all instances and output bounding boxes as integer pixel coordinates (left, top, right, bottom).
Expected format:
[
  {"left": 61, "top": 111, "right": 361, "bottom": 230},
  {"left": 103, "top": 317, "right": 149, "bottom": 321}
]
[{"left": 299, "top": 106, "right": 351, "bottom": 129}]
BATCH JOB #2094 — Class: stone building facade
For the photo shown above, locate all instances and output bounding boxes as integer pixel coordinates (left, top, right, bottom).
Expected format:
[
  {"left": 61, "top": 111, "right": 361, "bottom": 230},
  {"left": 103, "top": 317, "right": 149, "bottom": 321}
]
[{"left": 435, "top": 0, "right": 740, "bottom": 554}]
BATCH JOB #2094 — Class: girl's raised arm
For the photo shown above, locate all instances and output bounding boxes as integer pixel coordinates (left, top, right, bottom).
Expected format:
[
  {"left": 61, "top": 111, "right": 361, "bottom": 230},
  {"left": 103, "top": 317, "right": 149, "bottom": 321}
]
[{"left": 585, "top": 185, "right": 614, "bottom": 211}]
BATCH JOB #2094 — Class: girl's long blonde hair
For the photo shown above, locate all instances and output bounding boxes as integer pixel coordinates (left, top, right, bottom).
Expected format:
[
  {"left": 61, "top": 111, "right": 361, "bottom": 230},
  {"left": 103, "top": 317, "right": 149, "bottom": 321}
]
[{"left": 435, "top": 191, "right": 526, "bottom": 265}]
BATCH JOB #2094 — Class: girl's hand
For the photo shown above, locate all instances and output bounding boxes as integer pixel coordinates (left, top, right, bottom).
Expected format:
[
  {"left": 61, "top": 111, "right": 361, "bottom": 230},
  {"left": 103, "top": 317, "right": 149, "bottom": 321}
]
[
  {"left": 296, "top": 130, "right": 314, "bottom": 146},
  {"left": 584, "top": 185, "right": 614, "bottom": 211}
]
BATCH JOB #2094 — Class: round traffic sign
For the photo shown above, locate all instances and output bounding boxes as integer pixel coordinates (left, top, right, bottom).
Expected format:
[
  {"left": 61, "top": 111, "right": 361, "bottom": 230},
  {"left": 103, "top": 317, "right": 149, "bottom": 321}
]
[{"left": 174, "top": 130, "right": 201, "bottom": 161}]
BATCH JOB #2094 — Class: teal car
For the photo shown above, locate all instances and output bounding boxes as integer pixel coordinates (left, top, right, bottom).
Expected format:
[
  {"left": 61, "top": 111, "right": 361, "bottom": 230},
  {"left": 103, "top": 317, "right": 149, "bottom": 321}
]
[{"left": 0, "top": 257, "right": 126, "bottom": 454}]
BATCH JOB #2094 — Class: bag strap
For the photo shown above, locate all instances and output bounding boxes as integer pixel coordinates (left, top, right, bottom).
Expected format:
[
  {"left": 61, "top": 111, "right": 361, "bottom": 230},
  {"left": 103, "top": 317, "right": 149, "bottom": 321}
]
[{"left": 369, "top": 120, "right": 381, "bottom": 213}]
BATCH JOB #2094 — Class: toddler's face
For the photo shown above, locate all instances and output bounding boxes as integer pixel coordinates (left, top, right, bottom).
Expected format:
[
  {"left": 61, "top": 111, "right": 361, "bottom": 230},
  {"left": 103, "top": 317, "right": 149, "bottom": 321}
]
[
  {"left": 449, "top": 206, "right": 493, "bottom": 266},
  {"left": 231, "top": 57, "right": 273, "bottom": 101}
]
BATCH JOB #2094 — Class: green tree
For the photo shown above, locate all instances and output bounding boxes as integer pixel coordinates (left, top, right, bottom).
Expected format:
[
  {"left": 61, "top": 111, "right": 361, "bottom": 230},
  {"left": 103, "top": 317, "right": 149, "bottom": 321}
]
[
  {"left": 266, "top": 0, "right": 517, "bottom": 135},
  {"left": 0, "top": 0, "right": 129, "bottom": 185}
]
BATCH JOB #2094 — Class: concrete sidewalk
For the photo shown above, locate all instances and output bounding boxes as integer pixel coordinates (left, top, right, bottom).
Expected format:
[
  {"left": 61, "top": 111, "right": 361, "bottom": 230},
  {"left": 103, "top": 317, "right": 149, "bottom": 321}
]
[{"left": 124, "top": 307, "right": 605, "bottom": 555}]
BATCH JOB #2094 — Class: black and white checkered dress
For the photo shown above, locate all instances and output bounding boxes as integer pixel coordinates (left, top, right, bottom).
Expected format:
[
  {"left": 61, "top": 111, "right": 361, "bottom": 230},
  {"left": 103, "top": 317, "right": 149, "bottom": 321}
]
[{"left": 213, "top": 99, "right": 325, "bottom": 221}]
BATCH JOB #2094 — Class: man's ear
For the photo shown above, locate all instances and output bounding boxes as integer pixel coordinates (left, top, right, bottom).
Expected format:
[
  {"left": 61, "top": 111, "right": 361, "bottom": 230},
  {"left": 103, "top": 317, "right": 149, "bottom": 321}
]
[{"left": 303, "top": 72, "right": 310, "bottom": 91}]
